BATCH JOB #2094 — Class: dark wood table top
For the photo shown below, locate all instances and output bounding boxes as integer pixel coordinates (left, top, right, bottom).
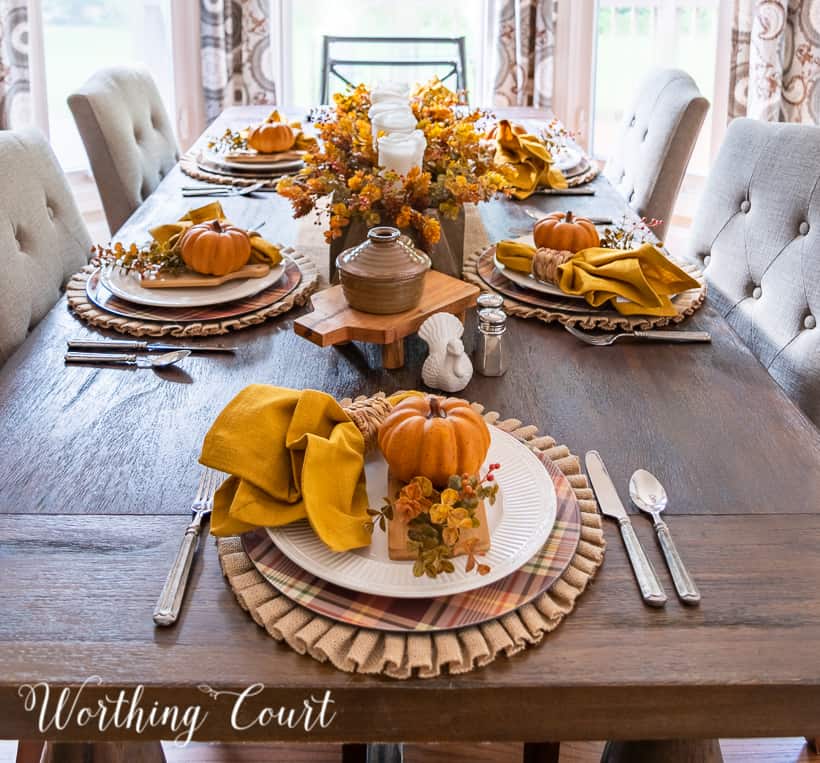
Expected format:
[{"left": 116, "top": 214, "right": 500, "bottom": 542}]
[{"left": 1, "top": 106, "right": 819, "bottom": 744}]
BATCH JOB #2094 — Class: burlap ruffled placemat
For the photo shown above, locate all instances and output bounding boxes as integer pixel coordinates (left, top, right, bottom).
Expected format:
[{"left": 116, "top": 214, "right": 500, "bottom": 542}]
[
  {"left": 463, "top": 246, "right": 707, "bottom": 331},
  {"left": 65, "top": 248, "right": 319, "bottom": 338},
  {"left": 216, "top": 395, "right": 605, "bottom": 679},
  {"left": 565, "top": 164, "right": 599, "bottom": 188}
]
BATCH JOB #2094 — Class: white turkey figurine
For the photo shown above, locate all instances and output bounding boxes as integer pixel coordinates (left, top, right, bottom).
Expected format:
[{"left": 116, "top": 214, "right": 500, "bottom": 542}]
[{"left": 418, "top": 312, "right": 473, "bottom": 392}]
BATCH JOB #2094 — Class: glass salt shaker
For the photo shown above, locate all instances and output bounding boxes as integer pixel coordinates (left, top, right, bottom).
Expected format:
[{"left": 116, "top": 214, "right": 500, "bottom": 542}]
[
  {"left": 475, "top": 307, "right": 508, "bottom": 377},
  {"left": 477, "top": 292, "right": 504, "bottom": 311}
]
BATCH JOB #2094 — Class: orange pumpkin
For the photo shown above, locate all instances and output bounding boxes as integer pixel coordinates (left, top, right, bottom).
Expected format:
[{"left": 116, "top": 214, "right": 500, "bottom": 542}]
[
  {"left": 378, "top": 395, "right": 491, "bottom": 488},
  {"left": 180, "top": 219, "right": 251, "bottom": 276},
  {"left": 533, "top": 211, "right": 600, "bottom": 252},
  {"left": 247, "top": 121, "right": 295, "bottom": 153}
]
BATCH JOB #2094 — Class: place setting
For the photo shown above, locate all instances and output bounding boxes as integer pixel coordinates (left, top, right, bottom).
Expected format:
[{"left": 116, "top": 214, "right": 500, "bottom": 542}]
[
  {"left": 179, "top": 110, "right": 319, "bottom": 189},
  {"left": 64, "top": 200, "right": 319, "bottom": 340},
  {"left": 464, "top": 208, "right": 710, "bottom": 335}
]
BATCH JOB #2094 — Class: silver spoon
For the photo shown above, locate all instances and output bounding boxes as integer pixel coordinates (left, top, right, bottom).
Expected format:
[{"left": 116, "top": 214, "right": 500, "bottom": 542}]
[
  {"left": 65, "top": 349, "right": 191, "bottom": 369},
  {"left": 629, "top": 469, "right": 701, "bottom": 605}
]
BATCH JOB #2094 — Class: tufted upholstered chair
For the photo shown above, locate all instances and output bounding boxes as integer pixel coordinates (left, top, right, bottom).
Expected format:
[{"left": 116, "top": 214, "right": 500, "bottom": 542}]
[
  {"left": 68, "top": 66, "right": 179, "bottom": 235},
  {"left": 0, "top": 129, "right": 91, "bottom": 366},
  {"left": 604, "top": 68, "right": 709, "bottom": 240},
  {"left": 688, "top": 118, "right": 820, "bottom": 426}
]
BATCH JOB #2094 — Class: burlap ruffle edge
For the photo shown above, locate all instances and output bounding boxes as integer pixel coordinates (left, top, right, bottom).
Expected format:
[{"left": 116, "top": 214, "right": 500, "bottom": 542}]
[
  {"left": 216, "top": 397, "right": 606, "bottom": 680},
  {"left": 463, "top": 248, "right": 707, "bottom": 331},
  {"left": 64, "top": 247, "right": 319, "bottom": 338},
  {"left": 179, "top": 151, "right": 284, "bottom": 188}
]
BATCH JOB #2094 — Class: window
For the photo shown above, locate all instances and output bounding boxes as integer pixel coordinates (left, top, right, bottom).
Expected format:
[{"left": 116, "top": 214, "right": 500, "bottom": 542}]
[
  {"left": 591, "top": 0, "right": 724, "bottom": 173},
  {"left": 36, "top": 0, "right": 175, "bottom": 171},
  {"left": 279, "top": 0, "right": 491, "bottom": 106}
]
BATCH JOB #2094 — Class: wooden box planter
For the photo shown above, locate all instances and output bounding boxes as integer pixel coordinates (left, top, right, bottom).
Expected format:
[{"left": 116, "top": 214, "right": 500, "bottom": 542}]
[{"left": 329, "top": 207, "right": 466, "bottom": 282}]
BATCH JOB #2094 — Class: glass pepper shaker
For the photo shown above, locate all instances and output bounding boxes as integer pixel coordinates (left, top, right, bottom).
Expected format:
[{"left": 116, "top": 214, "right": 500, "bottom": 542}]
[
  {"left": 477, "top": 292, "right": 504, "bottom": 310},
  {"left": 475, "top": 307, "right": 508, "bottom": 377}
]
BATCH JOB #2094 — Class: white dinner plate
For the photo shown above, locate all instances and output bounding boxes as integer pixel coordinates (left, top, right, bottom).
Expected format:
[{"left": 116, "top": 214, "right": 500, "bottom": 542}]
[
  {"left": 553, "top": 146, "right": 588, "bottom": 175},
  {"left": 268, "top": 427, "right": 557, "bottom": 599},
  {"left": 100, "top": 261, "right": 286, "bottom": 308},
  {"left": 201, "top": 150, "right": 303, "bottom": 173},
  {"left": 493, "top": 234, "right": 585, "bottom": 299}
]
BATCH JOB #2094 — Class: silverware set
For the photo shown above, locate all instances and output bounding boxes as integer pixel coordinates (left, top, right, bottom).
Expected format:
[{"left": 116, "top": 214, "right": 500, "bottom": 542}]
[
  {"left": 182, "top": 180, "right": 271, "bottom": 198},
  {"left": 565, "top": 325, "right": 712, "bottom": 346},
  {"left": 153, "top": 468, "right": 219, "bottom": 626},
  {"left": 64, "top": 339, "right": 237, "bottom": 369},
  {"left": 586, "top": 451, "right": 700, "bottom": 607}
]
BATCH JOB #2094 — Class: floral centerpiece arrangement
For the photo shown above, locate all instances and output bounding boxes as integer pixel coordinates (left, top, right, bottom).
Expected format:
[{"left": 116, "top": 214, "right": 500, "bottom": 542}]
[{"left": 277, "top": 79, "right": 510, "bottom": 250}]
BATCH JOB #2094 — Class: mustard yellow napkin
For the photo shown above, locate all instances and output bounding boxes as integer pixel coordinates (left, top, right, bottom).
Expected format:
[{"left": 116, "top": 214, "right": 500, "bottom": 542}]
[
  {"left": 200, "top": 385, "right": 372, "bottom": 552},
  {"left": 493, "top": 120, "right": 567, "bottom": 200},
  {"left": 496, "top": 240, "right": 700, "bottom": 317},
  {"left": 149, "top": 202, "right": 282, "bottom": 267}
]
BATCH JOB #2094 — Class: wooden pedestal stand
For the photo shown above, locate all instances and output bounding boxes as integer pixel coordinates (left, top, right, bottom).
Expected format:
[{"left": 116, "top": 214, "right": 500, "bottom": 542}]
[{"left": 293, "top": 271, "right": 479, "bottom": 369}]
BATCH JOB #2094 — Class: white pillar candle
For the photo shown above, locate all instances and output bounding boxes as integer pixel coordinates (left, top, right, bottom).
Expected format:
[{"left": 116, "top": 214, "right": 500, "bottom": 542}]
[
  {"left": 371, "top": 106, "right": 417, "bottom": 149},
  {"left": 371, "top": 82, "right": 410, "bottom": 105},
  {"left": 378, "top": 130, "right": 427, "bottom": 175}
]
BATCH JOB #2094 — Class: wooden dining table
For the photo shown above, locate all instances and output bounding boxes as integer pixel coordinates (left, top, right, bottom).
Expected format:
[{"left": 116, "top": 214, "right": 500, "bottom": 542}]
[{"left": 1, "top": 106, "right": 820, "bottom": 762}]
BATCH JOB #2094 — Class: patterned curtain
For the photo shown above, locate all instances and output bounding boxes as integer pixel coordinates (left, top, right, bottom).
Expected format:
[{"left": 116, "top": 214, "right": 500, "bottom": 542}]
[
  {"left": 199, "top": 0, "right": 276, "bottom": 123},
  {"left": 0, "top": 0, "right": 30, "bottom": 129},
  {"left": 729, "top": 0, "right": 820, "bottom": 123},
  {"left": 493, "top": 0, "right": 555, "bottom": 108}
]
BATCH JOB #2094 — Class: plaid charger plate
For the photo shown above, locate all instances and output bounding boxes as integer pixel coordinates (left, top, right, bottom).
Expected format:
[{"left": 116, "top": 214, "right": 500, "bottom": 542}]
[{"left": 241, "top": 453, "right": 582, "bottom": 633}]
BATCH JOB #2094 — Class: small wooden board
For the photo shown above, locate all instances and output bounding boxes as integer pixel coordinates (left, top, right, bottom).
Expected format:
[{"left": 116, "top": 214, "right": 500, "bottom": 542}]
[
  {"left": 140, "top": 263, "right": 270, "bottom": 289},
  {"left": 293, "top": 270, "right": 479, "bottom": 369},
  {"left": 386, "top": 475, "right": 491, "bottom": 561}
]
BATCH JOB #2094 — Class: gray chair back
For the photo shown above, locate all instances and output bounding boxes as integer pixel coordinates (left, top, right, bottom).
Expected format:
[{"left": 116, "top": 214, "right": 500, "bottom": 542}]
[
  {"left": 0, "top": 129, "right": 91, "bottom": 366},
  {"left": 68, "top": 66, "right": 178, "bottom": 234},
  {"left": 604, "top": 68, "right": 709, "bottom": 239},
  {"left": 688, "top": 117, "right": 820, "bottom": 425}
]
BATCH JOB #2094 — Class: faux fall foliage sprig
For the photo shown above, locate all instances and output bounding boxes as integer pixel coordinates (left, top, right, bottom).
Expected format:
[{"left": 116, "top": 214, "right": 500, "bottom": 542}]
[
  {"left": 600, "top": 215, "right": 663, "bottom": 250},
  {"left": 92, "top": 240, "right": 186, "bottom": 277},
  {"left": 277, "top": 79, "right": 511, "bottom": 248},
  {"left": 366, "top": 465, "right": 500, "bottom": 579}
]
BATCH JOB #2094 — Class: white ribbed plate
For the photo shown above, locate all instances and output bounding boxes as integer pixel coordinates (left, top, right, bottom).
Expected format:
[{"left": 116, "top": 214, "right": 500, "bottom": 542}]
[{"left": 268, "top": 427, "right": 557, "bottom": 598}]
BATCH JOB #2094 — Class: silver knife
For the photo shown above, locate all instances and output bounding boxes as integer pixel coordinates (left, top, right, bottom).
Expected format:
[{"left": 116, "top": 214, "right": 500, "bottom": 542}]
[
  {"left": 67, "top": 339, "right": 236, "bottom": 353},
  {"left": 585, "top": 450, "right": 667, "bottom": 607},
  {"left": 532, "top": 188, "right": 596, "bottom": 196}
]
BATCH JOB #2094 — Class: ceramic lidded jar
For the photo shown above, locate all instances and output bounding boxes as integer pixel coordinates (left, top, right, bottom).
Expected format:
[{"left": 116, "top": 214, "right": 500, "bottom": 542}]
[{"left": 336, "top": 226, "right": 431, "bottom": 314}]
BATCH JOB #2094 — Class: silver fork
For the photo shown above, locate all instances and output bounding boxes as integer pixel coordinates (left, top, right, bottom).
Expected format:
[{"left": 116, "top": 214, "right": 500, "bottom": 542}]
[
  {"left": 153, "top": 468, "right": 220, "bottom": 626},
  {"left": 565, "top": 324, "right": 712, "bottom": 346}
]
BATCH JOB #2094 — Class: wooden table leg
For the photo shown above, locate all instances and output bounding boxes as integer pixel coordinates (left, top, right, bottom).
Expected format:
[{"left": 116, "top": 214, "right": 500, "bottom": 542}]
[
  {"left": 806, "top": 736, "right": 819, "bottom": 753},
  {"left": 523, "top": 741, "right": 560, "bottom": 763},
  {"left": 382, "top": 339, "right": 404, "bottom": 369},
  {"left": 601, "top": 739, "right": 723, "bottom": 762},
  {"left": 40, "top": 741, "right": 166, "bottom": 763},
  {"left": 15, "top": 741, "right": 45, "bottom": 763},
  {"left": 342, "top": 743, "right": 368, "bottom": 763}
]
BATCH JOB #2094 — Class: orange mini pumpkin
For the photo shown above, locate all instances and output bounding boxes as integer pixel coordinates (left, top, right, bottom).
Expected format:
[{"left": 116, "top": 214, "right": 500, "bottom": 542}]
[
  {"left": 180, "top": 219, "right": 252, "bottom": 276},
  {"left": 378, "top": 395, "right": 491, "bottom": 488},
  {"left": 533, "top": 211, "right": 600, "bottom": 252},
  {"left": 247, "top": 121, "right": 295, "bottom": 154}
]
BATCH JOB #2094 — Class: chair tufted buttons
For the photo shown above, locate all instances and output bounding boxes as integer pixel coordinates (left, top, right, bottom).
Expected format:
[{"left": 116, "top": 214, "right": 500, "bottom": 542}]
[
  {"left": 805, "top": 315, "right": 816, "bottom": 330},
  {"left": 629, "top": 115, "right": 636, "bottom": 127},
  {"left": 628, "top": 190, "right": 635, "bottom": 203},
  {"left": 752, "top": 286, "right": 762, "bottom": 299},
  {"left": 46, "top": 206, "right": 55, "bottom": 221},
  {"left": 703, "top": 254, "right": 711, "bottom": 266},
  {"left": 799, "top": 221, "right": 810, "bottom": 235},
  {"left": 643, "top": 130, "right": 649, "bottom": 141},
  {"left": 741, "top": 199, "right": 751, "bottom": 213}
]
